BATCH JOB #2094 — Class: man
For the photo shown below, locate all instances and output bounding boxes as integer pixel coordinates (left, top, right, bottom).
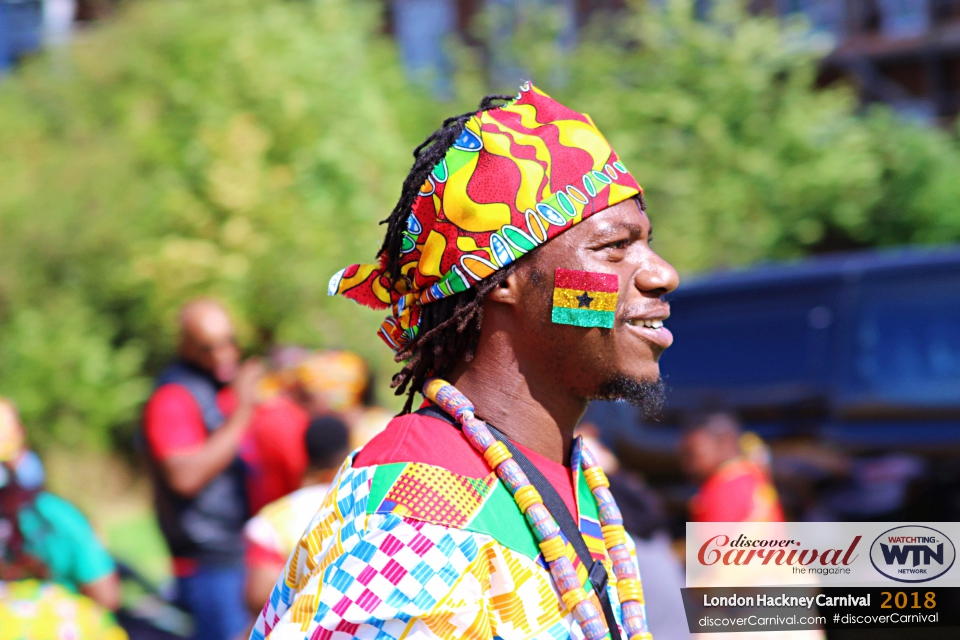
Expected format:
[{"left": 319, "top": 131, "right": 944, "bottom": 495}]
[
  {"left": 243, "top": 415, "right": 351, "bottom": 615},
  {"left": 253, "top": 84, "right": 677, "bottom": 639},
  {"left": 679, "top": 413, "right": 784, "bottom": 523},
  {"left": 143, "top": 298, "right": 262, "bottom": 640}
]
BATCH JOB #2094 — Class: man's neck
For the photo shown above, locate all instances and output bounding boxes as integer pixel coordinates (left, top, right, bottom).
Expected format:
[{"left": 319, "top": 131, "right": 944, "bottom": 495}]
[{"left": 448, "top": 340, "right": 586, "bottom": 466}]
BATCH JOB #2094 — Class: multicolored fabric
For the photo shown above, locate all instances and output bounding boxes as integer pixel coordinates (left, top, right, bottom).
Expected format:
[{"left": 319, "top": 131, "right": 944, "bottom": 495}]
[
  {"left": 0, "top": 580, "right": 128, "bottom": 640},
  {"left": 328, "top": 83, "right": 642, "bottom": 352},
  {"left": 244, "top": 484, "right": 332, "bottom": 567},
  {"left": 251, "top": 443, "right": 638, "bottom": 639},
  {"left": 551, "top": 269, "right": 619, "bottom": 329}
]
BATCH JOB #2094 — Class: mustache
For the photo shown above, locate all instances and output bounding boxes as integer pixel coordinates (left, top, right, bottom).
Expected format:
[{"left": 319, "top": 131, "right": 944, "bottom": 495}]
[{"left": 616, "top": 303, "right": 671, "bottom": 323}]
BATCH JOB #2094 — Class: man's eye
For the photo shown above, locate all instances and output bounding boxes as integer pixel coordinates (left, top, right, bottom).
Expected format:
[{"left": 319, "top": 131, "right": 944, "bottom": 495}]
[{"left": 606, "top": 239, "right": 629, "bottom": 250}]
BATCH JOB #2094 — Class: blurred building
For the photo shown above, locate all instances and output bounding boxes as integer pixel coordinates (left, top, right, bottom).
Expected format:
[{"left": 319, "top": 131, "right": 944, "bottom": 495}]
[
  {"left": 384, "top": 0, "right": 960, "bottom": 122},
  {"left": 0, "top": 0, "right": 43, "bottom": 72},
  {"left": 759, "top": 0, "right": 960, "bottom": 123}
]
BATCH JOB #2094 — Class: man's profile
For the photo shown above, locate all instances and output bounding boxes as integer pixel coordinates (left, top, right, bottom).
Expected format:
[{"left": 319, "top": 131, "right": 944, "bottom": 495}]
[{"left": 252, "top": 84, "right": 678, "bottom": 640}]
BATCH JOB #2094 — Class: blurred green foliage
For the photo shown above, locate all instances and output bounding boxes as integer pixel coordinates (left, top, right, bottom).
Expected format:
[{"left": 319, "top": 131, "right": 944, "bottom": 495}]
[
  {"left": 516, "top": 0, "right": 960, "bottom": 270},
  {"left": 0, "top": 0, "right": 959, "bottom": 450},
  {"left": 0, "top": 0, "right": 434, "bottom": 448}
]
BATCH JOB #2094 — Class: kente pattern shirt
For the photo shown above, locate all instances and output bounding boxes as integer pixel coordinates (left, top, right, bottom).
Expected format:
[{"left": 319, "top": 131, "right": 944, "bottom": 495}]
[{"left": 250, "top": 413, "right": 641, "bottom": 640}]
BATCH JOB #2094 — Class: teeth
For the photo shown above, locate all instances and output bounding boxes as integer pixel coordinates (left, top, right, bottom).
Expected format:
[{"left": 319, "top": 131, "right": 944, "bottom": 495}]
[{"left": 628, "top": 319, "right": 664, "bottom": 329}]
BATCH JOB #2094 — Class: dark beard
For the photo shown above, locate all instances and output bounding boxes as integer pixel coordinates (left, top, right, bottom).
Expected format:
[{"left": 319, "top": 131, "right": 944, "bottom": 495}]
[{"left": 596, "top": 375, "right": 666, "bottom": 418}]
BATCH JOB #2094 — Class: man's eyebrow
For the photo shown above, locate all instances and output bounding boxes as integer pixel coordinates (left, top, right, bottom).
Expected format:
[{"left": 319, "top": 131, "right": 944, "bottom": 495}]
[{"left": 593, "top": 222, "right": 646, "bottom": 238}]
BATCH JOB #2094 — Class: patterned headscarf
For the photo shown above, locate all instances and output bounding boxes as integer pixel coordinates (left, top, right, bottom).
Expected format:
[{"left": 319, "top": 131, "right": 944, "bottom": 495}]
[
  {"left": 329, "top": 83, "right": 641, "bottom": 352},
  {"left": 296, "top": 350, "right": 369, "bottom": 413}
]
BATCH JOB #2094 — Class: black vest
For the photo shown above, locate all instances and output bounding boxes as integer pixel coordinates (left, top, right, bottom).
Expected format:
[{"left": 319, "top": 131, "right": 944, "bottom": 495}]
[{"left": 147, "top": 361, "right": 248, "bottom": 566}]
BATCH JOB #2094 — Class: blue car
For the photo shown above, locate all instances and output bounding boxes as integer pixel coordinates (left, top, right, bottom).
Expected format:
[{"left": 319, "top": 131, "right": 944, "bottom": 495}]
[{"left": 662, "top": 245, "right": 960, "bottom": 449}]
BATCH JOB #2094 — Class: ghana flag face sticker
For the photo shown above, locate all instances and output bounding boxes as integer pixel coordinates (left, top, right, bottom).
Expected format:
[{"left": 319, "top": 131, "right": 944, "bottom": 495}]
[{"left": 552, "top": 268, "right": 619, "bottom": 329}]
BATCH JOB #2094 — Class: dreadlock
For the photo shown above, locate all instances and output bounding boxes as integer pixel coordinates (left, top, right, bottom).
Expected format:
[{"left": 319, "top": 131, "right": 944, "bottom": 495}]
[{"left": 378, "top": 93, "right": 514, "bottom": 413}]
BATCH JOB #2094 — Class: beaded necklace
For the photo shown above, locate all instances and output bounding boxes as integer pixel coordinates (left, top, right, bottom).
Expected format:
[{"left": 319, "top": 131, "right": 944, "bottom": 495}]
[{"left": 423, "top": 379, "right": 652, "bottom": 640}]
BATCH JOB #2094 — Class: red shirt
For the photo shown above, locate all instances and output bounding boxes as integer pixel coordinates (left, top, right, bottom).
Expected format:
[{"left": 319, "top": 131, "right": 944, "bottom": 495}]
[
  {"left": 245, "top": 395, "right": 310, "bottom": 513},
  {"left": 143, "top": 384, "right": 238, "bottom": 461},
  {"left": 145, "top": 383, "right": 311, "bottom": 515},
  {"left": 691, "top": 458, "right": 785, "bottom": 522},
  {"left": 355, "top": 411, "right": 580, "bottom": 519}
]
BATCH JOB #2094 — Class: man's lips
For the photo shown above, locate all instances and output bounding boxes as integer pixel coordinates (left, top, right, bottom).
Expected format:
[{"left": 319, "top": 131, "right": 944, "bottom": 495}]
[{"left": 622, "top": 309, "right": 674, "bottom": 350}]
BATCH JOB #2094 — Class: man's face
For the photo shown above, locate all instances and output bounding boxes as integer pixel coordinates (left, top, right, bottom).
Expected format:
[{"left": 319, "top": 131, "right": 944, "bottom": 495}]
[
  {"left": 506, "top": 198, "right": 678, "bottom": 408},
  {"left": 680, "top": 430, "right": 726, "bottom": 481},
  {"left": 180, "top": 308, "right": 241, "bottom": 383}
]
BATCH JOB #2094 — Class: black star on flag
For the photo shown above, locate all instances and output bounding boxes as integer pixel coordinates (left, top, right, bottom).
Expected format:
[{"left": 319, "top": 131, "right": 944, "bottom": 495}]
[{"left": 576, "top": 291, "right": 594, "bottom": 308}]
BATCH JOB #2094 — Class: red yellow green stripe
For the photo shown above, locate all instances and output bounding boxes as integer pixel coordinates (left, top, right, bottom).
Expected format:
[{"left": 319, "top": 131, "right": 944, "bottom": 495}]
[
  {"left": 552, "top": 289, "right": 617, "bottom": 311},
  {"left": 554, "top": 268, "right": 618, "bottom": 292},
  {"left": 552, "top": 269, "right": 619, "bottom": 329}
]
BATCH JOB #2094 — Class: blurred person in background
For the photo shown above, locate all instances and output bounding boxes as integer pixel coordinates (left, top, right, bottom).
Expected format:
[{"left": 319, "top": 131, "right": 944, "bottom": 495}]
[
  {"left": 241, "top": 347, "right": 312, "bottom": 515},
  {"left": 390, "top": 0, "right": 455, "bottom": 98},
  {"left": 0, "top": 398, "right": 127, "bottom": 640},
  {"left": 249, "top": 350, "right": 391, "bottom": 510},
  {"left": 242, "top": 415, "right": 350, "bottom": 616},
  {"left": 291, "top": 350, "right": 391, "bottom": 449},
  {"left": 680, "top": 412, "right": 784, "bottom": 522},
  {"left": 142, "top": 298, "right": 263, "bottom": 640}
]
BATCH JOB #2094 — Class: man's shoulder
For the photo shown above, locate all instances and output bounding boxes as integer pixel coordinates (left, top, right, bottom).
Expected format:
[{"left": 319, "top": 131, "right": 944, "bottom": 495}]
[
  {"left": 147, "top": 381, "right": 195, "bottom": 407},
  {"left": 354, "top": 411, "right": 489, "bottom": 477},
  {"left": 27, "top": 493, "right": 94, "bottom": 540}
]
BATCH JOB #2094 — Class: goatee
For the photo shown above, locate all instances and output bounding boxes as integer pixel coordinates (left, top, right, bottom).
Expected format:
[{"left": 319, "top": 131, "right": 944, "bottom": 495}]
[{"left": 596, "top": 375, "right": 666, "bottom": 418}]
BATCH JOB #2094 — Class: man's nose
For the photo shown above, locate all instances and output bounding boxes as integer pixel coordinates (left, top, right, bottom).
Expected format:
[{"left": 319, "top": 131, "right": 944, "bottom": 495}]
[
  {"left": 214, "top": 343, "right": 237, "bottom": 362},
  {"left": 634, "top": 251, "right": 679, "bottom": 296}
]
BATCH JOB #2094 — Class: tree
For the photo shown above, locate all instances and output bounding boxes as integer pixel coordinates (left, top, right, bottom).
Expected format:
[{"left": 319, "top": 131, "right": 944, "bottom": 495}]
[
  {"left": 512, "top": 0, "right": 960, "bottom": 270},
  {"left": 0, "top": 0, "right": 436, "bottom": 448}
]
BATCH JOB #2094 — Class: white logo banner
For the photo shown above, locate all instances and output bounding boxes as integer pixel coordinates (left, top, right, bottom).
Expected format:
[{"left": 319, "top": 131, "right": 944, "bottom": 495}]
[{"left": 686, "top": 522, "right": 960, "bottom": 588}]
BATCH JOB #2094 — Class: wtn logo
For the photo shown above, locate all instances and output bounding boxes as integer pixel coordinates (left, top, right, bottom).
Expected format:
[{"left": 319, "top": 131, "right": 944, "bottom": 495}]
[
  {"left": 871, "top": 526, "right": 956, "bottom": 583},
  {"left": 880, "top": 541, "right": 943, "bottom": 566}
]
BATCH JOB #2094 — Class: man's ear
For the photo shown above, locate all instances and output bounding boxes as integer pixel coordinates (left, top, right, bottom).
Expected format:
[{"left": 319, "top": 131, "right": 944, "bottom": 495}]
[{"left": 485, "top": 271, "right": 523, "bottom": 306}]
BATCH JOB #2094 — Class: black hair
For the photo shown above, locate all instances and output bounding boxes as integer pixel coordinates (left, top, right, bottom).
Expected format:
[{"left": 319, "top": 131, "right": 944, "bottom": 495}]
[
  {"left": 304, "top": 416, "right": 350, "bottom": 470},
  {"left": 378, "top": 93, "right": 516, "bottom": 414}
]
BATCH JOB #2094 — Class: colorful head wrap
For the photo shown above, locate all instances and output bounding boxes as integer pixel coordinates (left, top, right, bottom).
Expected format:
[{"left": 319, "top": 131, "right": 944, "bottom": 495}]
[
  {"left": 295, "top": 350, "right": 369, "bottom": 413},
  {"left": 329, "top": 83, "right": 641, "bottom": 352}
]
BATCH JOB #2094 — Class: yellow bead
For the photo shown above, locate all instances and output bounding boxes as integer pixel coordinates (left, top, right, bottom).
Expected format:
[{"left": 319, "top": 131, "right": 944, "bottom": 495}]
[
  {"left": 617, "top": 579, "right": 644, "bottom": 605},
  {"left": 560, "top": 587, "right": 588, "bottom": 611},
  {"left": 513, "top": 484, "right": 543, "bottom": 513},
  {"left": 539, "top": 536, "right": 566, "bottom": 562},
  {"left": 601, "top": 524, "right": 627, "bottom": 549},
  {"left": 629, "top": 634, "right": 653, "bottom": 640},
  {"left": 583, "top": 466, "right": 609, "bottom": 489},
  {"left": 423, "top": 379, "right": 448, "bottom": 402},
  {"left": 483, "top": 441, "right": 512, "bottom": 469}
]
